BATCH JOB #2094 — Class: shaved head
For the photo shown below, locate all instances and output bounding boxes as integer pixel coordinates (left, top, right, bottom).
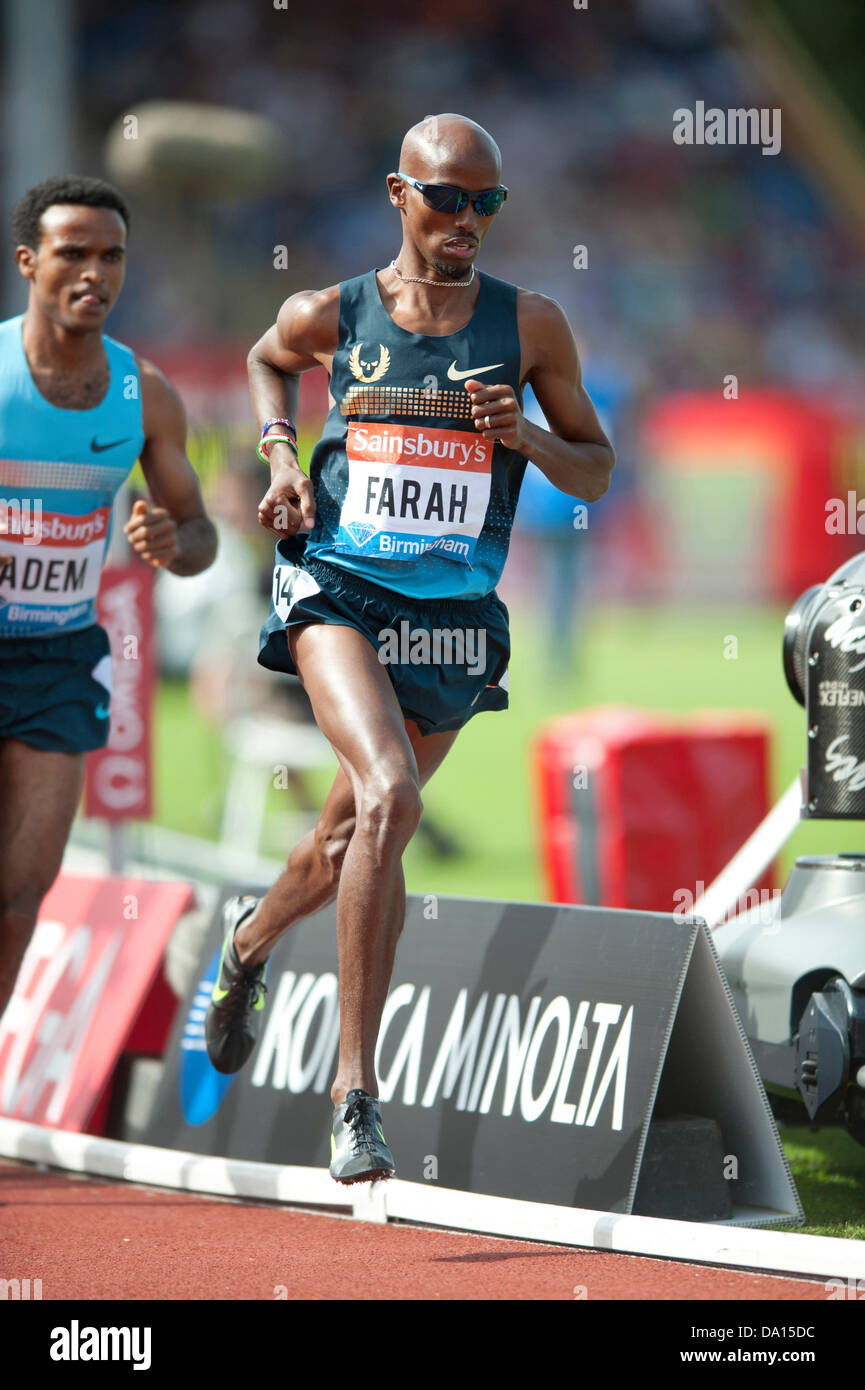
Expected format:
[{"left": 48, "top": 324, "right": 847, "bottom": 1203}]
[
  {"left": 387, "top": 113, "right": 504, "bottom": 282},
  {"left": 399, "top": 113, "right": 501, "bottom": 182}
]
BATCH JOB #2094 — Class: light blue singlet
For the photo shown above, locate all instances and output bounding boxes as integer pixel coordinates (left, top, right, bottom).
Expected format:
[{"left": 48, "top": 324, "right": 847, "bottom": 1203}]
[{"left": 0, "top": 315, "right": 143, "bottom": 638}]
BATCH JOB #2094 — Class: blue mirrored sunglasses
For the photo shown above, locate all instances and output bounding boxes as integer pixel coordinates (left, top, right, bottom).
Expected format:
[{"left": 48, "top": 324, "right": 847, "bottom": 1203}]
[{"left": 395, "top": 172, "right": 508, "bottom": 217}]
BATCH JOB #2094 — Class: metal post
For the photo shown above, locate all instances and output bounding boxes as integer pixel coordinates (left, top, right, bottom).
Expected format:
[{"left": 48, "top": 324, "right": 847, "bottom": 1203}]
[{"left": 2, "top": 0, "right": 75, "bottom": 315}]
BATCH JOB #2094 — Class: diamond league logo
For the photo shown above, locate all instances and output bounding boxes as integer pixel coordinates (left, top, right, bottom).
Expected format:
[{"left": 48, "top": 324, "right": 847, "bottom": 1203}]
[
  {"left": 345, "top": 521, "right": 376, "bottom": 547},
  {"left": 179, "top": 946, "right": 236, "bottom": 1124}
]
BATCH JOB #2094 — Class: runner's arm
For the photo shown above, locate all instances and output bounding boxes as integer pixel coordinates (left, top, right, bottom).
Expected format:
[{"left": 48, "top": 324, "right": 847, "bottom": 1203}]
[
  {"left": 247, "top": 287, "right": 339, "bottom": 533},
  {"left": 521, "top": 294, "right": 614, "bottom": 501},
  {"left": 133, "top": 360, "right": 218, "bottom": 575},
  {"left": 466, "top": 293, "right": 615, "bottom": 503}
]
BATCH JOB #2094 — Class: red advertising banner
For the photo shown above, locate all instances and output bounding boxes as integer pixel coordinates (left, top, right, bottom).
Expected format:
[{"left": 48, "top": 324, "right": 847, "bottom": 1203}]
[
  {"left": 640, "top": 390, "right": 859, "bottom": 602},
  {"left": 0, "top": 874, "right": 194, "bottom": 1130},
  {"left": 85, "top": 563, "right": 156, "bottom": 820}
]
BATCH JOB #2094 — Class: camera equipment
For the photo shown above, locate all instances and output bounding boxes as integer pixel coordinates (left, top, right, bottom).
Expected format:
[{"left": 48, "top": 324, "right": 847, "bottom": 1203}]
[{"left": 715, "top": 553, "right": 865, "bottom": 1143}]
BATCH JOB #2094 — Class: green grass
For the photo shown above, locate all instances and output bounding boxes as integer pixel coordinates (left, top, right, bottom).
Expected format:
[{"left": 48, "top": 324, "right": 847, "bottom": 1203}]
[
  {"left": 153, "top": 678, "right": 230, "bottom": 839},
  {"left": 152, "top": 599, "right": 865, "bottom": 1235},
  {"left": 775, "top": 1122, "right": 865, "bottom": 1238},
  {"left": 403, "top": 600, "right": 865, "bottom": 898},
  {"left": 155, "top": 601, "right": 865, "bottom": 889}
]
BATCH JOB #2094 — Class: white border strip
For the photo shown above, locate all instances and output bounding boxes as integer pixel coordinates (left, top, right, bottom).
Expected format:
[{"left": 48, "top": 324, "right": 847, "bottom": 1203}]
[
  {"left": 693, "top": 777, "right": 802, "bottom": 929},
  {"left": 384, "top": 1180, "right": 864, "bottom": 1281},
  {"left": 0, "top": 1118, "right": 343, "bottom": 1209},
  {"left": 2, "top": 1118, "right": 863, "bottom": 1281}
]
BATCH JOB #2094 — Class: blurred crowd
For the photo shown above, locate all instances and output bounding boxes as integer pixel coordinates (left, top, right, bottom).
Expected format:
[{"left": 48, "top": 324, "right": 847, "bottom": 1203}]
[
  {"left": 71, "top": 0, "right": 865, "bottom": 681},
  {"left": 78, "top": 0, "right": 864, "bottom": 405}
]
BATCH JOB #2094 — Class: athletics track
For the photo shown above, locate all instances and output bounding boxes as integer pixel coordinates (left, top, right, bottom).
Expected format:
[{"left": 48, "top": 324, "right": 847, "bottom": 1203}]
[{"left": 1, "top": 1161, "right": 831, "bottom": 1301}]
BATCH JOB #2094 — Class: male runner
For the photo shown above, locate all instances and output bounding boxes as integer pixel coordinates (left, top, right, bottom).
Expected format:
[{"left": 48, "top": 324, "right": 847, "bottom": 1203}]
[
  {"left": 0, "top": 175, "right": 217, "bottom": 1023},
  {"left": 206, "top": 114, "right": 614, "bottom": 1183}
]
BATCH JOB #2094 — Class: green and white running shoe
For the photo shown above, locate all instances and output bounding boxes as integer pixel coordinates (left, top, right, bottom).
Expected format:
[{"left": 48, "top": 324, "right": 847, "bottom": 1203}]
[
  {"left": 205, "top": 896, "right": 268, "bottom": 1075},
  {"left": 329, "top": 1089, "right": 395, "bottom": 1184}
]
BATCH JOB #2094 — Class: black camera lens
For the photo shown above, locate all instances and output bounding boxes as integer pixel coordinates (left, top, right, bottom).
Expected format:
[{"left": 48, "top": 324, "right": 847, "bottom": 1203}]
[{"left": 783, "top": 585, "right": 821, "bottom": 706}]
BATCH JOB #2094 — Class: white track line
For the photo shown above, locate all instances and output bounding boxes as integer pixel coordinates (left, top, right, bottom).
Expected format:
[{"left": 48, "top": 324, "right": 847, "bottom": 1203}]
[{"left": 1, "top": 1117, "right": 862, "bottom": 1281}]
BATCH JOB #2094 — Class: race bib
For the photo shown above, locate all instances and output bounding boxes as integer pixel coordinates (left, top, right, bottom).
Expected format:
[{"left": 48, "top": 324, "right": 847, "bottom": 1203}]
[
  {"left": 272, "top": 562, "right": 322, "bottom": 623},
  {"left": 334, "top": 423, "right": 493, "bottom": 565},
  {"left": 0, "top": 505, "right": 109, "bottom": 628}
]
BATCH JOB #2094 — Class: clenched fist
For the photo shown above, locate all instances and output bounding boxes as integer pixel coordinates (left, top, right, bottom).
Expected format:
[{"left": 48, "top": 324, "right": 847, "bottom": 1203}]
[
  {"left": 465, "top": 378, "right": 529, "bottom": 452},
  {"left": 124, "top": 498, "right": 179, "bottom": 568},
  {"left": 258, "top": 458, "right": 316, "bottom": 537}
]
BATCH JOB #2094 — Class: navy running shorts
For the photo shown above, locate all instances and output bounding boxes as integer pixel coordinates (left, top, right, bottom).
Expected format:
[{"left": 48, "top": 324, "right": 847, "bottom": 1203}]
[
  {"left": 0, "top": 623, "right": 113, "bottom": 753},
  {"left": 258, "top": 538, "right": 510, "bottom": 736}
]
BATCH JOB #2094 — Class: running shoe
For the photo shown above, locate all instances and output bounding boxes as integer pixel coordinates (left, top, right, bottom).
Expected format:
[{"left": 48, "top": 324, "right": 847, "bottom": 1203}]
[
  {"left": 205, "top": 895, "right": 268, "bottom": 1075},
  {"left": 329, "top": 1089, "right": 395, "bottom": 1184}
]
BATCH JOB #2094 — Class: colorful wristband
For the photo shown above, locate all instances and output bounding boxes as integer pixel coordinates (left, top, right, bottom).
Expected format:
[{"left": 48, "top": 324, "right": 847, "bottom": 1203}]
[
  {"left": 261, "top": 416, "right": 297, "bottom": 441},
  {"left": 257, "top": 434, "right": 299, "bottom": 464}
]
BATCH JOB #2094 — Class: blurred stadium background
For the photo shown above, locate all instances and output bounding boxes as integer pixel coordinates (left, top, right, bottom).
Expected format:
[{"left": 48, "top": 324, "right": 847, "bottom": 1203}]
[
  {"left": 4, "top": 0, "right": 865, "bottom": 1236},
  {"left": 2, "top": 0, "right": 864, "bottom": 897},
  {"left": 2, "top": 0, "right": 864, "bottom": 901}
]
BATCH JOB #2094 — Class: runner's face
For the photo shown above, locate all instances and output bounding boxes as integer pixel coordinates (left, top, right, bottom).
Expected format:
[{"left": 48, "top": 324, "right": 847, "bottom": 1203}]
[
  {"left": 17, "top": 205, "right": 127, "bottom": 330},
  {"left": 396, "top": 153, "right": 502, "bottom": 278}
]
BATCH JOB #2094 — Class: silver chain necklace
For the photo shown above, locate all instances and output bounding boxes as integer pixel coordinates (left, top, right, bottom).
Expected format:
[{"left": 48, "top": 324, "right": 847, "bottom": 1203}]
[{"left": 390, "top": 258, "right": 475, "bottom": 287}]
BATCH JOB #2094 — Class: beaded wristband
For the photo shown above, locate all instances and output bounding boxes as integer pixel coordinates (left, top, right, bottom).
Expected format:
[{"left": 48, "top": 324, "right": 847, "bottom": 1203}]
[
  {"left": 257, "top": 434, "right": 299, "bottom": 464},
  {"left": 261, "top": 416, "right": 297, "bottom": 441}
]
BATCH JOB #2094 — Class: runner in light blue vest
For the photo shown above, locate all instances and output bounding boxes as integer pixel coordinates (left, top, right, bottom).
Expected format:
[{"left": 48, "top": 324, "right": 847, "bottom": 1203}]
[{"left": 0, "top": 175, "right": 218, "bottom": 1026}]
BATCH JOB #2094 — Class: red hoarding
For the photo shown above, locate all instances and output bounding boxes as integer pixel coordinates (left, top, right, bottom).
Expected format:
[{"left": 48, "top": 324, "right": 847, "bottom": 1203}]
[
  {"left": 85, "top": 563, "right": 156, "bottom": 820},
  {"left": 0, "top": 874, "right": 194, "bottom": 1130}
]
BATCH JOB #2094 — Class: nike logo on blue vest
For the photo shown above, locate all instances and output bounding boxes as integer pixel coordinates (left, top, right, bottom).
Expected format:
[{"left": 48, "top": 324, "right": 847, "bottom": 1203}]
[
  {"left": 91, "top": 437, "right": 131, "bottom": 453},
  {"left": 447, "top": 361, "right": 504, "bottom": 381}
]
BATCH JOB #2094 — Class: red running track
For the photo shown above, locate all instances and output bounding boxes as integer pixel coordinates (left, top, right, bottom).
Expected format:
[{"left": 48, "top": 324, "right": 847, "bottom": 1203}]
[{"left": 0, "top": 1161, "right": 835, "bottom": 1301}]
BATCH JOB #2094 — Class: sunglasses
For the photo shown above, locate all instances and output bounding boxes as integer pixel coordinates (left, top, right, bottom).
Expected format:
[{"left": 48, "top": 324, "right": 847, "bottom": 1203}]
[{"left": 395, "top": 172, "right": 508, "bottom": 218}]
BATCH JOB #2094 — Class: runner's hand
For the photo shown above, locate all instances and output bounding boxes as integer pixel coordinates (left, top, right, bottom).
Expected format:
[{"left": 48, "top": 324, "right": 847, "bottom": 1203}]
[
  {"left": 465, "top": 379, "right": 528, "bottom": 452},
  {"left": 124, "top": 498, "right": 179, "bottom": 568},
  {"left": 258, "top": 457, "right": 316, "bottom": 536}
]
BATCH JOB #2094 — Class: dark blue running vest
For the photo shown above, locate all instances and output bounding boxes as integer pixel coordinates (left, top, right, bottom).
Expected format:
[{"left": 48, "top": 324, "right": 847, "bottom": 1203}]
[{"left": 302, "top": 268, "right": 527, "bottom": 600}]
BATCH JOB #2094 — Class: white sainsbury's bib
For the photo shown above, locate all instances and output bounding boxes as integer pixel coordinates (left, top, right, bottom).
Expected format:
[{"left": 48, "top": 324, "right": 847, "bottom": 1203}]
[{"left": 333, "top": 422, "right": 493, "bottom": 566}]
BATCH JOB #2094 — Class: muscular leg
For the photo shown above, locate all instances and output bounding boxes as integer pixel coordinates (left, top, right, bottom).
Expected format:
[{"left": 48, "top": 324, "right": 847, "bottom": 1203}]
[
  {"left": 0, "top": 739, "right": 85, "bottom": 1022},
  {"left": 235, "top": 721, "right": 456, "bottom": 964},
  {"left": 234, "top": 622, "right": 458, "bottom": 1105}
]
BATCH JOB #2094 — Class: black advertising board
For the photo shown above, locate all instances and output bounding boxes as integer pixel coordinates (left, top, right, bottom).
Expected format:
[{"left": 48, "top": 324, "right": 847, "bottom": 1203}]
[{"left": 144, "top": 891, "right": 801, "bottom": 1223}]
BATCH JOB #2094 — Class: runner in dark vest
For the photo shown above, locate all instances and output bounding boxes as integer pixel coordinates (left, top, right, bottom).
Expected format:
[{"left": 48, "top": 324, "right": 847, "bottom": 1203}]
[{"left": 205, "top": 113, "right": 615, "bottom": 1182}]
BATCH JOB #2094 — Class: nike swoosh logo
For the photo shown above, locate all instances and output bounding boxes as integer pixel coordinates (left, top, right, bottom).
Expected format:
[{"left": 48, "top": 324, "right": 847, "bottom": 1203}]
[
  {"left": 95, "top": 703, "right": 110, "bottom": 719},
  {"left": 447, "top": 361, "right": 504, "bottom": 381},
  {"left": 211, "top": 940, "right": 232, "bottom": 1001},
  {"left": 91, "top": 437, "right": 131, "bottom": 453}
]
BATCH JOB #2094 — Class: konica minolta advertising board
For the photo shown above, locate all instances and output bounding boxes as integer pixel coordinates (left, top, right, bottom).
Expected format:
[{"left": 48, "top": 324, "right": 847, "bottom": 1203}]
[{"left": 144, "top": 891, "right": 800, "bottom": 1221}]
